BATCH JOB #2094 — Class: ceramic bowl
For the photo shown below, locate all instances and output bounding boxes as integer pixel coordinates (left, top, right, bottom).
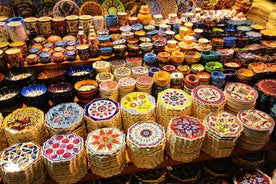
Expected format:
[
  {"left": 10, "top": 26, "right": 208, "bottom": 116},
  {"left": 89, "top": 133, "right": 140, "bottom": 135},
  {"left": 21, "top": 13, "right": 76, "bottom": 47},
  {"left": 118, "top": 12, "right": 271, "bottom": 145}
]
[
  {"left": 99, "top": 47, "right": 113, "bottom": 56},
  {"left": 37, "top": 69, "right": 66, "bottom": 85},
  {"left": 140, "top": 42, "right": 153, "bottom": 53},
  {"left": 64, "top": 51, "right": 76, "bottom": 61},
  {"left": 39, "top": 52, "right": 51, "bottom": 63},
  {"left": 66, "top": 65, "right": 95, "bottom": 84},
  {"left": 237, "top": 68, "right": 254, "bottom": 82},
  {"left": 205, "top": 61, "right": 224, "bottom": 73},
  {"left": 223, "top": 59, "right": 242, "bottom": 69},
  {"left": 5, "top": 68, "right": 37, "bottom": 88},
  {"left": 21, "top": 84, "right": 48, "bottom": 107},
  {"left": 157, "top": 52, "right": 170, "bottom": 64},
  {"left": 74, "top": 79, "right": 99, "bottom": 100},
  {"left": 48, "top": 82, "right": 75, "bottom": 104},
  {"left": 0, "top": 86, "right": 22, "bottom": 111}
]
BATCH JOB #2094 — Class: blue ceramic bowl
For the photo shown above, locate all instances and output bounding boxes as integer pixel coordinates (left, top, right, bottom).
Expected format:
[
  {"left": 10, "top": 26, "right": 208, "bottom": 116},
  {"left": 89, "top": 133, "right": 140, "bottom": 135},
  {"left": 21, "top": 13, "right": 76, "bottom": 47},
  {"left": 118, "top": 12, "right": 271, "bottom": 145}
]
[
  {"left": 55, "top": 41, "right": 66, "bottom": 48},
  {"left": 131, "top": 23, "right": 143, "bottom": 32},
  {"left": 39, "top": 52, "right": 51, "bottom": 63},
  {"left": 21, "top": 84, "right": 48, "bottom": 103},
  {"left": 99, "top": 47, "right": 113, "bottom": 56},
  {"left": 5, "top": 68, "right": 37, "bottom": 88},
  {"left": 147, "top": 30, "right": 159, "bottom": 39},
  {"left": 29, "top": 47, "right": 40, "bottom": 55},
  {"left": 64, "top": 51, "right": 76, "bottom": 61},
  {"left": 98, "top": 35, "right": 111, "bottom": 43},
  {"left": 66, "top": 65, "right": 95, "bottom": 84}
]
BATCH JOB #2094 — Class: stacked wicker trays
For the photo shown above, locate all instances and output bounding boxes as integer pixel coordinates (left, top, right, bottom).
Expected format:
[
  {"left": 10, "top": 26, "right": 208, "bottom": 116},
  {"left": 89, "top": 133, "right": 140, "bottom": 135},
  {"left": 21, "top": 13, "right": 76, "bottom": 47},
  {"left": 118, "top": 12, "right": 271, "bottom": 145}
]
[
  {"left": 156, "top": 88, "right": 191, "bottom": 130},
  {"left": 42, "top": 134, "right": 87, "bottom": 184},
  {"left": 191, "top": 85, "right": 226, "bottom": 120},
  {"left": 45, "top": 103, "right": 86, "bottom": 138},
  {"left": 3, "top": 107, "right": 48, "bottom": 145},
  {"left": 237, "top": 109, "right": 275, "bottom": 150},
  {"left": 224, "top": 82, "right": 258, "bottom": 114},
  {"left": 85, "top": 98, "right": 122, "bottom": 132},
  {"left": 0, "top": 113, "right": 7, "bottom": 151},
  {"left": 127, "top": 121, "right": 165, "bottom": 169},
  {"left": 121, "top": 92, "right": 156, "bottom": 130},
  {"left": 86, "top": 128, "right": 126, "bottom": 178},
  {"left": 167, "top": 115, "right": 205, "bottom": 162},
  {"left": 0, "top": 142, "right": 45, "bottom": 184},
  {"left": 202, "top": 111, "right": 243, "bottom": 158}
]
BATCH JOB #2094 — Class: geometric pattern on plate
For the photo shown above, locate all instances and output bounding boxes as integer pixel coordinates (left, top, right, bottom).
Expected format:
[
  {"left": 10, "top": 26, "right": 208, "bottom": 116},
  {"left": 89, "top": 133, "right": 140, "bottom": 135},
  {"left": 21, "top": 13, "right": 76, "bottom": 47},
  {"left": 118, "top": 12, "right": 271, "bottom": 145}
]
[
  {"left": 85, "top": 98, "right": 119, "bottom": 121},
  {"left": 237, "top": 109, "right": 275, "bottom": 131},
  {"left": 121, "top": 92, "right": 155, "bottom": 114},
  {"left": 86, "top": 128, "right": 125, "bottom": 155},
  {"left": 3, "top": 107, "right": 44, "bottom": 132},
  {"left": 234, "top": 169, "right": 271, "bottom": 184},
  {"left": 127, "top": 121, "right": 165, "bottom": 148},
  {"left": 192, "top": 85, "right": 225, "bottom": 105},
  {"left": 169, "top": 115, "right": 205, "bottom": 140},
  {"left": 225, "top": 83, "right": 258, "bottom": 102},
  {"left": 158, "top": 89, "right": 191, "bottom": 110},
  {"left": 0, "top": 142, "right": 40, "bottom": 172},
  {"left": 205, "top": 112, "right": 243, "bottom": 137},
  {"left": 42, "top": 134, "right": 83, "bottom": 162},
  {"left": 46, "top": 103, "right": 83, "bottom": 129}
]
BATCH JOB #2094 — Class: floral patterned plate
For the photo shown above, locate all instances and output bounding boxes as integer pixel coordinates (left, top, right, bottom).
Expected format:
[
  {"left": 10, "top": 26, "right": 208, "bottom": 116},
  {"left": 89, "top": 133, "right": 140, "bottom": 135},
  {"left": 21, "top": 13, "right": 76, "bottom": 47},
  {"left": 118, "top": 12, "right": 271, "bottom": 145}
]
[
  {"left": 42, "top": 134, "right": 83, "bottom": 162},
  {"left": 147, "top": 0, "right": 162, "bottom": 15},
  {"left": 224, "top": 83, "right": 258, "bottom": 103},
  {"left": 233, "top": 169, "right": 271, "bottom": 184},
  {"left": 0, "top": 142, "right": 40, "bottom": 172},
  {"left": 53, "top": 0, "right": 79, "bottom": 17},
  {"left": 192, "top": 85, "right": 225, "bottom": 105},
  {"left": 102, "top": 0, "right": 125, "bottom": 15},
  {"left": 158, "top": 89, "right": 191, "bottom": 110}
]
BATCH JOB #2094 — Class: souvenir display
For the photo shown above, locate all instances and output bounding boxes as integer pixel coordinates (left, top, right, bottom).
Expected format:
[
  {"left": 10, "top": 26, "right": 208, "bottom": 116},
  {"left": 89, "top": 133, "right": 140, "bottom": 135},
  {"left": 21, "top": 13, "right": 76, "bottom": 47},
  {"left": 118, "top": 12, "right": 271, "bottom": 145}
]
[
  {"left": 0, "top": 142, "right": 45, "bottom": 184},
  {"left": 237, "top": 109, "right": 275, "bottom": 151},
  {"left": 0, "top": 113, "right": 7, "bottom": 151},
  {"left": 127, "top": 121, "right": 166, "bottom": 169},
  {"left": 85, "top": 98, "right": 122, "bottom": 131},
  {"left": 156, "top": 88, "right": 191, "bottom": 130},
  {"left": 233, "top": 169, "right": 272, "bottom": 184},
  {"left": 45, "top": 103, "right": 86, "bottom": 138},
  {"left": 224, "top": 83, "right": 258, "bottom": 114},
  {"left": 167, "top": 115, "right": 205, "bottom": 162},
  {"left": 86, "top": 128, "right": 126, "bottom": 178},
  {"left": 191, "top": 85, "right": 226, "bottom": 121},
  {"left": 121, "top": 92, "right": 156, "bottom": 130},
  {"left": 42, "top": 134, "right": 87, "bottom": 184},
  {"left": 102, "top": 0, "right": 125, "bottom": 15},
  {"left": 202, "top": 111, "right": 243, "bottom": 158},
  {"left": 3, "top": 107, "right": 48, "bottom": 145}
]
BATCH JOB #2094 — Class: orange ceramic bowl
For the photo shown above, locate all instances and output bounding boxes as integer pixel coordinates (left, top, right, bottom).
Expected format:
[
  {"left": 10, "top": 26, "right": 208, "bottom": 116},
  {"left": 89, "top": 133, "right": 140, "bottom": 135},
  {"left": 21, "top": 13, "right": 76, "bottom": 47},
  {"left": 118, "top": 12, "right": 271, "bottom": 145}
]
[{"left": 74, "top": 79, "right": 99, "bottom": 100}]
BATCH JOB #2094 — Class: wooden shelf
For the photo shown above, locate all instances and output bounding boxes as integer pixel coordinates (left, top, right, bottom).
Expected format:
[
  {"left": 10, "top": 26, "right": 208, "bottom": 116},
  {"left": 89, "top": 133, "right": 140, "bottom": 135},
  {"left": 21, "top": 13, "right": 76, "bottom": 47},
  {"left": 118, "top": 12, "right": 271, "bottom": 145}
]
[{"left": 43, "top": 141, "right": 276, "bottom": 184}]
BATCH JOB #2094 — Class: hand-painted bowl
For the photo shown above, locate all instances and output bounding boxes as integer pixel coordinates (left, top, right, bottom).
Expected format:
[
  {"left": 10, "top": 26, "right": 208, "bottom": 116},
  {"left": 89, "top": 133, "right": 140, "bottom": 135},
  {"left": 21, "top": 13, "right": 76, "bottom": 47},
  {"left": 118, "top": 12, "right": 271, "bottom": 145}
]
[
  {"left": 37, "top": 69, "right": 66, "bottom": 85},
  {"left": 0, "top": 86, "right": 22, "bottom": 111},
  {"left": 66, "top": 65, "right": 95, "bottom": 84},
  {"left": 5, "top": 68, "right": 37, "bottom": 88},
  {"left": 21, "top": 84, "right": 48, "bottom": 106},
  {"left": 74, "top": 79, "right": 99, "bottom": 100},
  {"left": 48, "top": 82, "right": 75, "bottom": 104}
]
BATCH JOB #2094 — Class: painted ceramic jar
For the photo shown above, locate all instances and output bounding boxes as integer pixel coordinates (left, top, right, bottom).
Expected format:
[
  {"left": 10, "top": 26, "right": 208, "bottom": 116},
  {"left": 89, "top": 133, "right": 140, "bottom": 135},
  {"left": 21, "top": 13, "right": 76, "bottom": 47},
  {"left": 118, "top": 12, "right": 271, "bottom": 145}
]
[
  {"left": 137, "top": 5, "right": 152, "bottom": 25},
  {"left": 7, "top": 21, "right": 27, "bottom": 42},
  {"left": 93, "top": 16, "right": 104, "bottom": 31},
  {"left": 52, "top": 17, "right": 67, "bottom": 37},
  {"left": 8, "top": 17, "right": 25, "bottom": 29},
  {"left": 0, "top": 22, "right": 9, "bottom": 42},
  {"left": 65, "top": 51, "right": 76, "bottom": 61},
  {"left": 10, "top": 41, "right": 28, "bottom": 56},
  {"left": 39, "top": 52, "right": 51, "bottom": 63},
  {"left": 24, "top": 17, "right": 38, "bottom": 36},
  {"left": 38, "top": 16, "right": 52, "bottom": 36},
  {"left": 52, "top": 52, "right": 64, "bottom": 63},
  {"left": 105, "top": 14, "right": 118, "bottom": 28},
  {"left": 77, "top": 44, "right": 90, "bottom": 60},
  {"left": 26, "top": 54, "right": 39, "bottom": 65},
  {"left": 117, "top": 12, "right": 128, "bottom": 26},
  {"left": 79, "top": 15, "right": 93, "bottom": 33},
  {"left": 65, "top": 15, "right": 79, "bottom": 35},
  {"left": 5, "top": 48, "right": 24, "bottom": 68},
  {"left": 128, "top": 17, "right": 137, "bottom": 25}
]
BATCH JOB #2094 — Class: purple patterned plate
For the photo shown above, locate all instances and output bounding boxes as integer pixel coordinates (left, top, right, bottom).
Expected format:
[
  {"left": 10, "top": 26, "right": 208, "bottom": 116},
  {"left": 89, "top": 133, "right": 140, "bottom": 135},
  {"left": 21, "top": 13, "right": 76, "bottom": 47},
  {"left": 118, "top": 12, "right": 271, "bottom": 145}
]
[{"left": 148, "top": 0, "right": 162, "bottom": 15}]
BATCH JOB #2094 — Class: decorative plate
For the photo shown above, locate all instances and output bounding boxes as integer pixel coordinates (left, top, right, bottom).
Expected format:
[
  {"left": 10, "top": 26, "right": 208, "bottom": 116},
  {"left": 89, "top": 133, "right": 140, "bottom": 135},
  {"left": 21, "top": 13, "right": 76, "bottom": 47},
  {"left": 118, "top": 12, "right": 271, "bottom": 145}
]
[
  {"left": 237, "top": 109, "right": 275, "bottom": 131},
  {"left": 176, "top": 0, "right": 196, "bottom": 15},
  {"left": 118, "top": 77, "right": 136, "bottom": 86},
  {"left": 147, "top": 0, "right": 162, "bottom": 15},
  {"left": 0, "top": 142, "right": 40, "bottom": 172},
  {"left": 121, "top": 92, "right": 155, "bottom": 114},
  {"left": 53, "top": 0, "right": 79, "bottom": 17},
  {"left": 35, "top": 2, "right": 54, "bottom": 17},
  {"left": 102, "top": 0, "right": 125, "bottom": 15},
  {"left": 224, "top": 83, "right": 258, "bottom": 102},
  {"left": 3, "top": 107, "right": 44, "bottom": 133},
  {"left": 46, "top": 103, "right": 83, "bottom": 129},
  {"left": 99, "top": 81, "right": 118, "bottom": 91},
  {"left": 169, "top": 115, "right": 205, "bottom": 140},
  {"left": 234, "top": 169, "right": 271, "bottom": 184},
  {"left": 158, "top": 89, "right": 191, "bottom": 110},
  {"left": 79, "top": 1, "right": 104, "bottom": 16},
  {"left": 255, "top": 79, "right": 276, "bottom": 98},
  {"left": 42, "top": 134, "right": 83, "bottom": 162},
  {"left": 86, "top": 128, "right": 125, "bottom": 155},
  {"left": 85, "top": 98, "right": 119, "bottom": 121},
  {"left": 160, "top": 0, "right": 178, "bottom": 19},
  {"left": 127, "top": 121, "right": 165, "bottom": 148},
  {"left": 192, "top": 85, "right": 225, "bottom": 105},
  {"left": 205, "top": 112, "right": 243, "bottom": 137}
]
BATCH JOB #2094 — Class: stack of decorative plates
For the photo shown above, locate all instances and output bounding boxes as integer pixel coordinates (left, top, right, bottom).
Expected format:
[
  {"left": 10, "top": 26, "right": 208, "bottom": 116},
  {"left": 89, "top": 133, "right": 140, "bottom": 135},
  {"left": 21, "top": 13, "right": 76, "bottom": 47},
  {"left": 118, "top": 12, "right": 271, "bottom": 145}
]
[
  {"left": 86, "top": 128, "right": 126, "bottom": 178},
  {"left": 237, "top": 109, "right": 275, "bottom": 151},
  {"left": 121, "top": 92, "right": 156, "bottom": 130},
  {"left": 131, "top": 66, "right": 149, "bottom": 79},
  {"left": 0, "top": 113, "right": 7, "bottom": 151},
  {"left": 127, "top": 121, "right": 165, "bottom": 169},
  {"left": 45, "top": 103, "right": 86, "bottom": 139},
  {"left": 99, "top": 81, "right": 119, "bottom": 101},
  {"left": 42, "top": 134, "right": 87, "bottom": 184},
  {"left": 85, "top": 98, "right": 122, "bottom": 132},
  {"left": 224, "top": 82, "right": 258, "bottom": 114},
  {"left": 156, "top": 88, "right": 191, "bottom": 130},
  {"left": 113, "top": 67, "right": 131, "bottom": 81},
  {"left": 136, "top": 75, "right": 154, "bottom": 94},
  {"left": 0, "top": 142, "right": 45, "bottom": 184},
  {"left": 232, "top": 152, "right": 265, "bottom": 170},
  {"left": 233, "top": 169, "right": 272, "bottom": 184},
  {"left": 202, "top": 111, "right": 243, "bottom": 158},
  {"left": 167, "top": 115, "right": 205, "bottom": 162},
  {"left": 3, "top": 107, "right": 48, "bottom": 145},
  {"left": 118, "top": 77, "right": 136, "bottom": 100},
  {"left": 191, "top": 85, "right": 226, "bottom": 121}
]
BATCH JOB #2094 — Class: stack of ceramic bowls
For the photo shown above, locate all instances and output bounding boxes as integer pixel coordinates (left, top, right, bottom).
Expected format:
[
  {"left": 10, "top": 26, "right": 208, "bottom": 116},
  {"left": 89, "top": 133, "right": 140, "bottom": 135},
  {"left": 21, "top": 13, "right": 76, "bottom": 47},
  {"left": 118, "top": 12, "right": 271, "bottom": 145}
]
[
  {"left": 3, "top": 107, "right": 48, "bottom": 145},
  {"left": 95, "top": 72, "right": 114, "bottom": 84},
  {"left": 86, "top": 128, "right": 126, "bottom": 178},
  {"left": 233, "top": 169, "right": 272, "bottom": 184},
  {"left": 113, "top": 67, "right": 131, "bottom": 81},
  {"left": 0, "top": 142, "right": 45, "bottom": 184},
  {"left": 156, "top": 88, "right": 191, "bottom": 130},
  {"left": 45, "top": 103, "right": 86, "bottom": 139},
  {"left": 42, "top": 134, "right": 87, "bottom": 184},
  {"left": 127, "top": 121, "right": 165, "bottom": 169},
  {"left": 0, "top": 113, "right": 7, "bottom": 151},
  {"left": 191, "top": 85, "right": 226, "bottom": 121},
  {"left": 237, "top": 109, "right": 275, "bottom": 151},
  {"left": 202, "top": 112, "right": 243, "bottom": 158},
  {"left": 135, "top": 75, "right": 154, "bottom": 94},
  {"left": 85, "top": 98, "right": 122, "bottom": 132},
  {"left": 121, "top": 92, "right": 156, "bottom": 130},
  {"left": 167, "top": 115, "right": 205, "bottom": 162},
  {"left": 131, "top": 66, "right": 148, "bottom": 79},
  {"left": 99, "top": 81, "right": 119, "bottom": 101},
  {"left": 224, "top": 83, "right": 258, "bottom": 114},
  {"left": 118, "top": 77, "right": 136, "bottom": 99},
  {"left": 93, "top": 60, "right": 111, "bottom": 73}
]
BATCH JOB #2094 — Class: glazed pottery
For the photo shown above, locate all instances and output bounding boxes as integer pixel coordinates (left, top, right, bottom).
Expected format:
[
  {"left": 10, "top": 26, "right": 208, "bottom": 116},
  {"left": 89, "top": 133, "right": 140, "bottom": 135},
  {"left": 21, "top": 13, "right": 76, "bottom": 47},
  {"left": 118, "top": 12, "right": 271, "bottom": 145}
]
[
  {"left": 52, "top": 17, "right": 67, "bottom": 37},
  {"left": 79, "top": 15, "right": 93, "bottom": 33},
  {"left": 39, "top": 52, "right": 51, "bottom": 63},
  {"left": 65, "top": 15, "right": 79, "bottom": 35},
  {"left": 117, "top": 12, "right": 128, "bottom": 26},
  {"left": 77, "top": 44, "right": 90, "bottom": 60},
  {"left": 105, "top": 14, "right": 118, "bottom": 28},
  {"left": 93, "top": 16, "right": 104, "bottom": 31},
  {"left": 7, "top": 21, "right": 27, "bottom": 42},
  {"left": 137, "top": 5, "right": 152, "bottom": 25},
  {"left": 38, "top": 16, "right": 52, "bottom": 35},
  {"left": 24, "top": 17, "right": 39, "bottom": 36},
  {"left": 5, "top": 48, "right": 24, "bottom": 68},
  {"left": 0, "top": 22, "right": 9, "bottom": 42}
]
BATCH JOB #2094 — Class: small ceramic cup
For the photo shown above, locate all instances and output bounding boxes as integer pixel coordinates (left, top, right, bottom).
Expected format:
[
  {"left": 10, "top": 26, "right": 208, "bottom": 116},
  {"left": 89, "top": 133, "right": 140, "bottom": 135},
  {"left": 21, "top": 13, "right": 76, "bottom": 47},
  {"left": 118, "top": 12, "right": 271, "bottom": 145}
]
[
  {"left": 7, "top": 21, "right": 27, "bottom": 42},
  {"left": 38, "top": 16, "right": 52, "bottom": 36},
  {"left": 79, "top": 15, "right": 93, "bottom": 33},
  {"left": 93, "top": 16, "right": 105, "bottom": 31},
  {"left": 117, "top": 12, "right": 128, "bottom": 26},
  {"left": 179, "top": 26, "right": 190, "bottom": 38},
  {"left": 24, "top": 17, "right": 39, "bottom": 35},
  {"left": 105, "top": 14, "right": 118, "bottom": 28},
  {"left": 52, "top": 17, "right": 67, "bottom": 37},
  {"left": 153, "top": 14, "right": 163, "bottom": 25},
  {"left": 77, "top": 44, "right": 90, "bottom": 60},
  {"left": 39, "top": 52, "right": 51, "bottom": 63},
  {"left": 65, "top": 15, "right": 79, "bottom": 35}
]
